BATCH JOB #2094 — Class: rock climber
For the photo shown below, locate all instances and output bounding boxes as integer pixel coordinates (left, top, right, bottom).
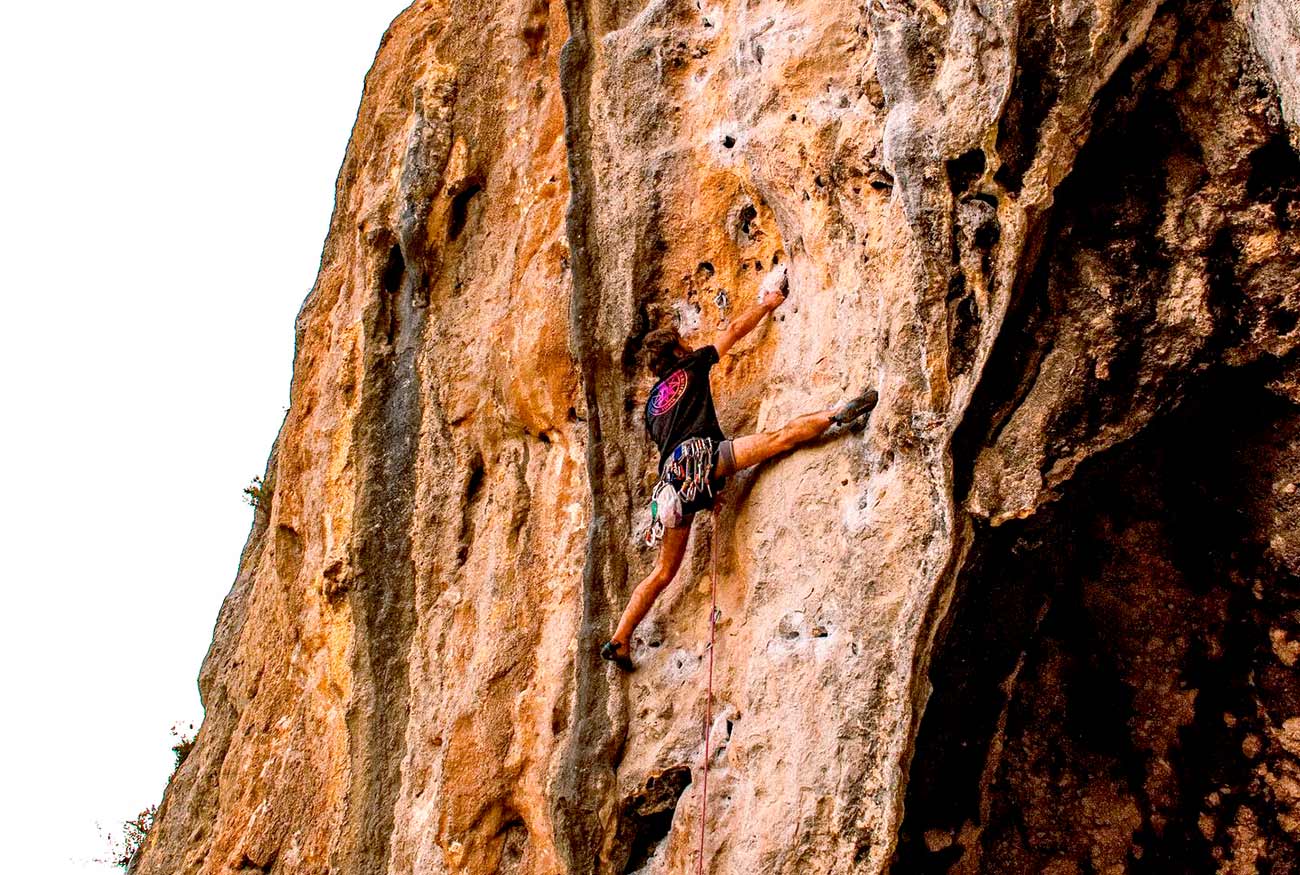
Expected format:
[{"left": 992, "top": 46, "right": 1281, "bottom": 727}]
[{"left": 600, "top": 263, "right": 879, "bottom": 671}]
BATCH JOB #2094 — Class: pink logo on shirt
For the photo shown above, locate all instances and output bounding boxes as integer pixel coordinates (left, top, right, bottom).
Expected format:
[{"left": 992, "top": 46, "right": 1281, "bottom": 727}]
[{"left": 648, "top": 370, "right": 688, "bottom": 415}]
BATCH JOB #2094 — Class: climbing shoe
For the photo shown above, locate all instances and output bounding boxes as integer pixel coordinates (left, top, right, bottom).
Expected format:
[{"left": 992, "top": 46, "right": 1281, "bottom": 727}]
[
  {"left": 832, "top": 387, "right": 879, "bottom": 425},
  {"left": 601, "top": 640, "right": 635, "bottom": 673}
]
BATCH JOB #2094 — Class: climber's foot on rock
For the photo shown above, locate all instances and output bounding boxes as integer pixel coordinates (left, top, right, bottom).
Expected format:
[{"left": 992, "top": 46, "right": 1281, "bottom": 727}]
[
  {"left": 832, "top": 387, "right": 879, "bottom": 426},
  {"left": 601, "top": 640, "right": 635, "bottom": 672}
]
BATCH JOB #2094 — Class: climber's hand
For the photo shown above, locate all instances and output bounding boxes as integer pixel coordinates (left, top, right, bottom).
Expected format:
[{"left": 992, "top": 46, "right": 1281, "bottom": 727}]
[
  {"left": 758, "top": 264, "right": 789, "bottom": 310},
  {"left": 716, "top": 263, "right": 788, "bottom": 355}
]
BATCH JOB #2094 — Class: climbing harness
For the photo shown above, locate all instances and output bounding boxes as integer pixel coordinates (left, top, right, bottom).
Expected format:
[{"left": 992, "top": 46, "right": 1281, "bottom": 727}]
[
  {"left": 697, "top": 506, "right": 720, "bottom": 874},
  {"left": 666, "top": 437, "right": 716, "bottom": 504},
  {"left": 646, "top": 438, "right": 716, "bottom": 546}
]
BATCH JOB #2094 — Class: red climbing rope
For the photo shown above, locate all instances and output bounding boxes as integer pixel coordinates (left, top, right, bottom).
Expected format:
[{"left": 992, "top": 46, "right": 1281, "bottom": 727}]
[{"left": 698, "top": 507, "right": 720, "bottom": 874}]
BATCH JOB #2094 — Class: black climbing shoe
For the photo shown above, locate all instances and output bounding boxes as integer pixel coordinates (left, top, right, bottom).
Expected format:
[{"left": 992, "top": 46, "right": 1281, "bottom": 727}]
[
  {"left": 601, "top": 640, "right": 635, "bottom": 673},
  {"left": 832, "top": 387, "right": 879, "bottom": 425}
]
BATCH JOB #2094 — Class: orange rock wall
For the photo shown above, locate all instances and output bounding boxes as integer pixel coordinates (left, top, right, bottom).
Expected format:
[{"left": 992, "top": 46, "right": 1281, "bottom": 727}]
[{"left": 134, "top": 1, "right": 1300, "bottom": 873}]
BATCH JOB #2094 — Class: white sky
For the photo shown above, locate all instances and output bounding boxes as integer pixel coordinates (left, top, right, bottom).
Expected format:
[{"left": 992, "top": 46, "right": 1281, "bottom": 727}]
[{"left": 0, "top": 3, "right": 412, "bottom": 871}]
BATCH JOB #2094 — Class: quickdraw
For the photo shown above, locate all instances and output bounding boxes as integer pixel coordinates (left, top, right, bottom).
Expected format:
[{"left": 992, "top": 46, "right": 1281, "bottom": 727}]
[{"left": 664, "top": 437, "right": 715, "bottom": 504}]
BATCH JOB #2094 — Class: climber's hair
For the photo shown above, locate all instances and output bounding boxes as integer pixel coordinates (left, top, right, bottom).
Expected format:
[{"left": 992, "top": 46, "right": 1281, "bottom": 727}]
[{"left": 639, "top": 326, "right": 687, "bottom": 378}]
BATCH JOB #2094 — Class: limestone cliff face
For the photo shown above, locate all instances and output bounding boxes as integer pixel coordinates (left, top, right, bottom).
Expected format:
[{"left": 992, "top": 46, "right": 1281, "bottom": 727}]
[{"left": 135, "top": 1, "right": 1300, "bottom": 873}]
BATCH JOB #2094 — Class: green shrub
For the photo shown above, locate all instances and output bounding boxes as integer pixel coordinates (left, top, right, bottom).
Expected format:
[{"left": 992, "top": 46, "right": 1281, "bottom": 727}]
[
  {"left": 242, "top": 476, "right": 270, "bottom": 509},
  {"left": 170, "top": 722, "right": 196, "bottom": 774},
  {"left": 99, "top": 722, "right": 198, "bottom": 870},
  {"left": 99, "top": 805, "right": 156, "bottom": 871}
]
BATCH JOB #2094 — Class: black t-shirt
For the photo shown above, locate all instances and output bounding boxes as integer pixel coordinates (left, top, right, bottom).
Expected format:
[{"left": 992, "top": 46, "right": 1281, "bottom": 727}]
[{"left": 644, "top": 345, "right": 726, "bottom": 473}]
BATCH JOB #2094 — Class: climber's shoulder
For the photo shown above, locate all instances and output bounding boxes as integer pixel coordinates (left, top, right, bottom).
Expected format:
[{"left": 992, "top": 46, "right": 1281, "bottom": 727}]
[{"left": 678, "top": 344, "right": 719, "bottom": 369}]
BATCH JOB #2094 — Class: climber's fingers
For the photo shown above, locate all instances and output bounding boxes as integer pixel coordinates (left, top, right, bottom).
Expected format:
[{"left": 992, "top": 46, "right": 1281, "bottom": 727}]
[{"left": 758, "top": 263, "right": 788, "bottom": 309}]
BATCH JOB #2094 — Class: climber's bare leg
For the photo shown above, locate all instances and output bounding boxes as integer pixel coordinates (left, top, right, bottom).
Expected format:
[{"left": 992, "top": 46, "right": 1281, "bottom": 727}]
[
  {"left": 717, "top": 387, "right": 878, "bottom": 475},
  {"left": 718, "top": 408, "right": 837, "bottom": 475},
  {"left": 607, "top": 523, "right": 692, "bottom": 654}
]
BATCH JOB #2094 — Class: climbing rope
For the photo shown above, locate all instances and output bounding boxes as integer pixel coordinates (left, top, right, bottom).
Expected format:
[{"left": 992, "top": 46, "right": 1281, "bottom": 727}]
[{"left": 697, "top": 506, "right": 720, "bottom": 874}]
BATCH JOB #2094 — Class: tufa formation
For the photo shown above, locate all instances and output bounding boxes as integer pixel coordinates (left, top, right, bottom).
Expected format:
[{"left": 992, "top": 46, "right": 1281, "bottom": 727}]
[{"left": 134, "top": 0, "right": 1300, "bottom": 873}]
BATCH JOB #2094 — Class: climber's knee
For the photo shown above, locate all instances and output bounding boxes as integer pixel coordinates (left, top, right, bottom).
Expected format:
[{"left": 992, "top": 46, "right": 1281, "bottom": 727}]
[
  {"left": 649, "top": 569, "right": 675, "bottom": 597},
  {"left": 728, "top": 430, "right": 782, "bottom": 471}
]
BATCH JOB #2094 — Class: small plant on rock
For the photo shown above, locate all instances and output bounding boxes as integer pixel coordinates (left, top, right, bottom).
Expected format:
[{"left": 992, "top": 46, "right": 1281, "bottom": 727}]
[
  {"left": 98, "top": 721, "right": 199, "bottom": 871},
  {"left": 99, "top": 805, "right": 156, "bottom": 871},
  {"left": 170, "top": 722, "right": 196, "bottom": 774},
  {"left": 243, "top": 475, "right": 270, "bottom": 509}
]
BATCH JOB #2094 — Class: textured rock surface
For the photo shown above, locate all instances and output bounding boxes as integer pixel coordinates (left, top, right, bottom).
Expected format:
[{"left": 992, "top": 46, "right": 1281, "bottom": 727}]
[
  {"left": 134, "top": 1, "right": 1300, "bottom": 873},
  {"left": 1239, "top": 0, "right": 1300, "bottom": 146}
]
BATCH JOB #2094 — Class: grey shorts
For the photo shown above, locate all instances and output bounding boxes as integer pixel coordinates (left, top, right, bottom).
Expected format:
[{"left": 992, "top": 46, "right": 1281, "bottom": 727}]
[
  {"left": 714, "top": 438, "right": 737, "bottom": 478},
  {"left": 676, "top": 438, "right": 736, "bottom": 521}
]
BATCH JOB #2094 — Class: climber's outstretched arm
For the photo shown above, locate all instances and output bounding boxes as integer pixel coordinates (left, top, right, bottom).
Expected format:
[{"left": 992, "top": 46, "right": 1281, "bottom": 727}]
[{"left": 714, "top": 264, "right": 788, "bottom": 356}]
